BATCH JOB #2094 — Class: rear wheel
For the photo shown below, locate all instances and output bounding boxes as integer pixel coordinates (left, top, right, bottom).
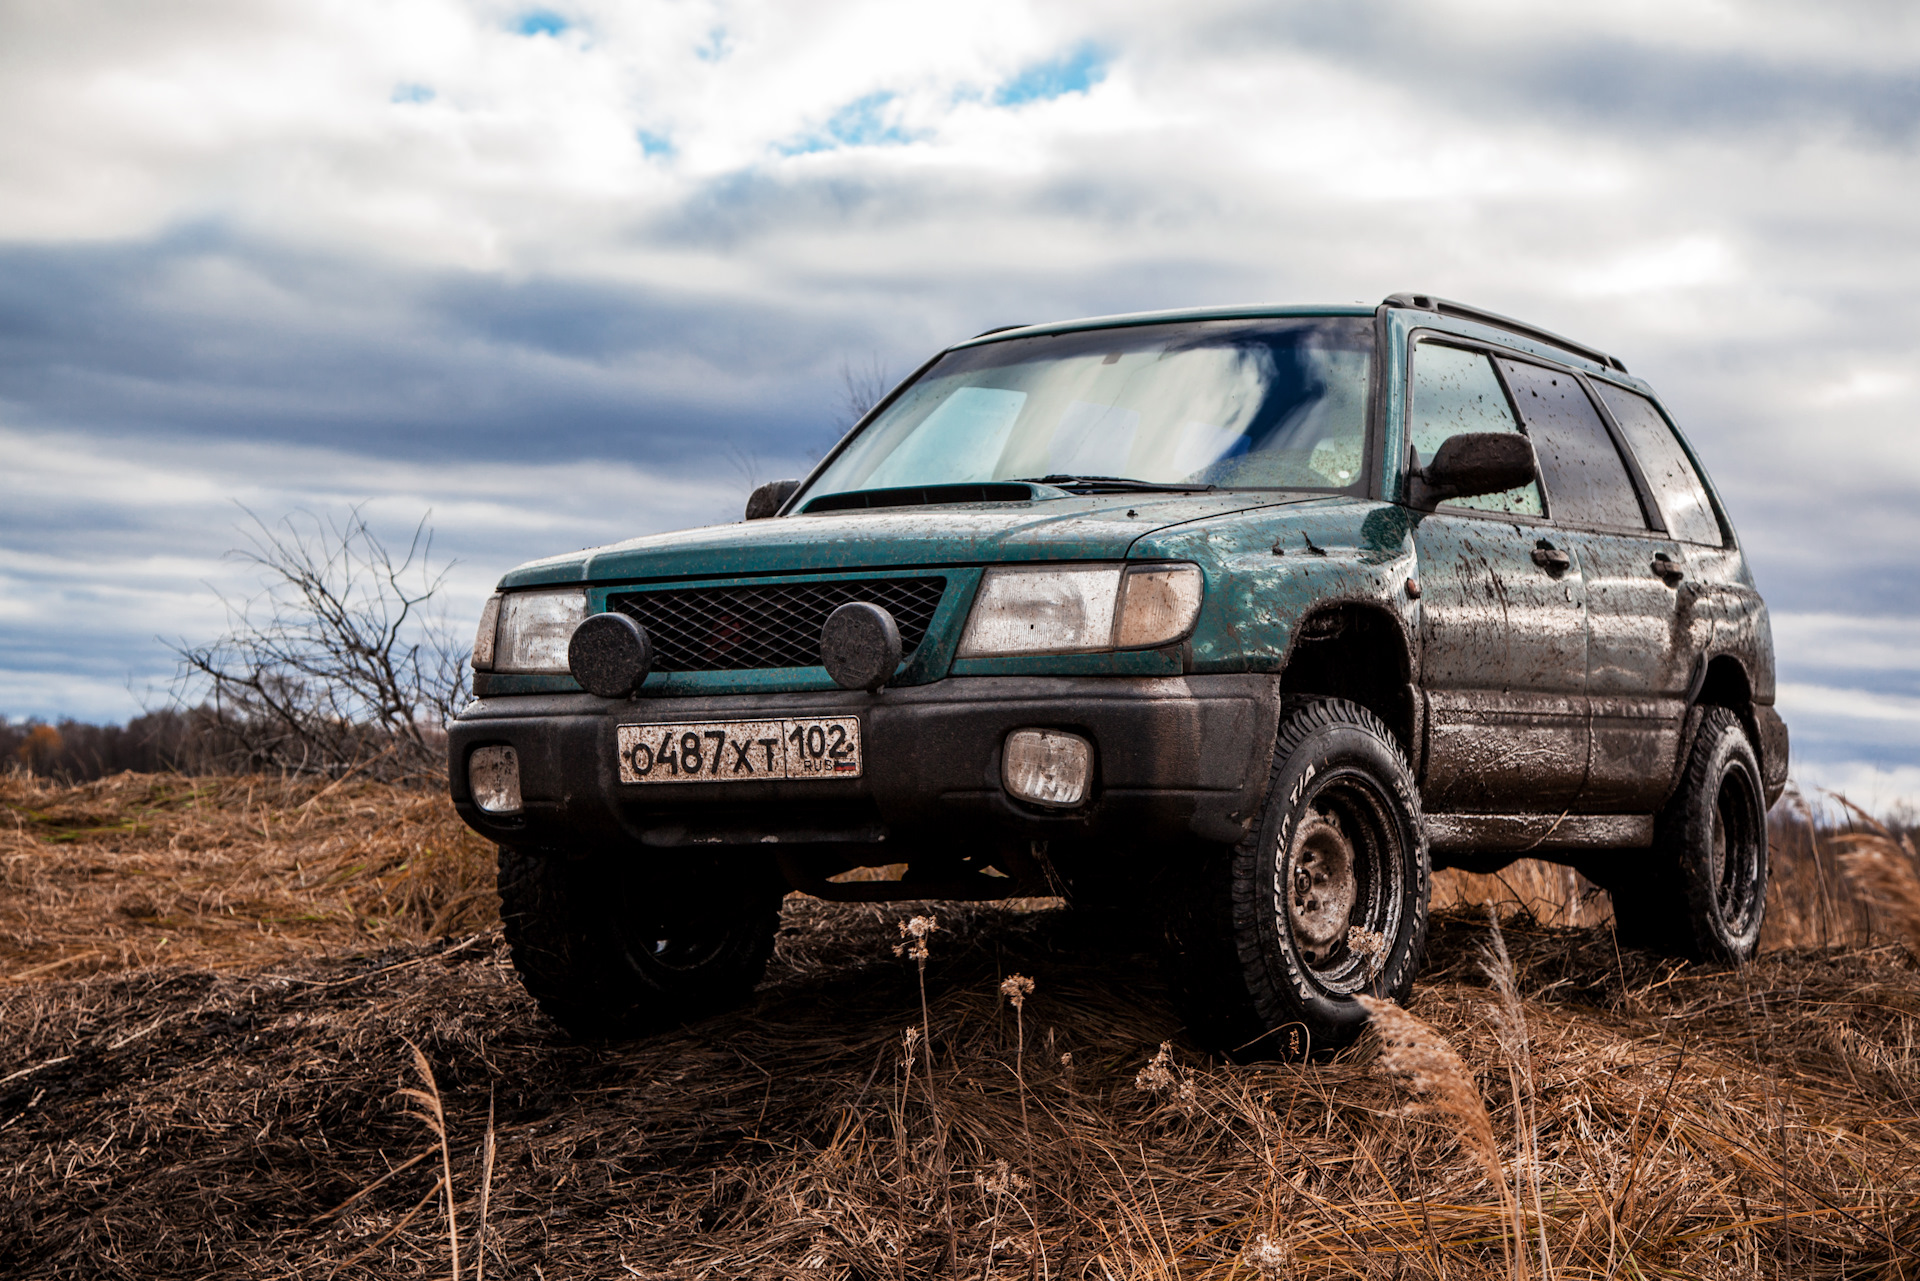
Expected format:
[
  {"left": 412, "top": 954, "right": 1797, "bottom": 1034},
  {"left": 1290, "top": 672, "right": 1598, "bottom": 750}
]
[
  {"left": 1166, "top": 698, "right": 1429, "bottom": 1060},
  {"left": 1611, "top": 706, "right": 1768, "bottom": 961},
  {"left": 498, "top": 847, "right": 783, "bottom": 1040}
]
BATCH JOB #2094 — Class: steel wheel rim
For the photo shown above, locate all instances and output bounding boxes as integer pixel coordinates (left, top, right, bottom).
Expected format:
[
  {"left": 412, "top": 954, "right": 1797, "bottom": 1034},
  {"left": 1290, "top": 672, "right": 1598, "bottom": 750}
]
[
  {"left": 1711, "top": 761, "right": 1764, "bottom": 937},
  {"left": 1275, "top": 770, "right": 1405, "bottom": 993},
  {"left": 614, "top": 877, "right": 737, "bottom": 974}
]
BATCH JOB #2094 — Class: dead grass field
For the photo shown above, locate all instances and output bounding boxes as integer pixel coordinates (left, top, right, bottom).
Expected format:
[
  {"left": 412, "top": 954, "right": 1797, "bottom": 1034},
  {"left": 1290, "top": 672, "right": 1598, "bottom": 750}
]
[{"left": 3, "top": 772, "right": 1918, "bottom": 1279}]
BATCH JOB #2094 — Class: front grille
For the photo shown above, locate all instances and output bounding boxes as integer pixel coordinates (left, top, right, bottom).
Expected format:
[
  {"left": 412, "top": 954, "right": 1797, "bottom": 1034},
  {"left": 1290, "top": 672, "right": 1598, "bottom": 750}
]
[{"left": 608, "top": 577, "right": 947, "bottom": 673}]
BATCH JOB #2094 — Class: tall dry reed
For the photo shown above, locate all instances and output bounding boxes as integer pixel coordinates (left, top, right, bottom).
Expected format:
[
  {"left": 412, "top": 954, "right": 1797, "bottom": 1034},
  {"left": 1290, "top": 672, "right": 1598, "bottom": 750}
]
[
  {"left": 1830, "top": 800, "right": 1920, "bottom": 961},
  {"left": 1359, "top": 993, "right": 1522, "bottom": 1279}
]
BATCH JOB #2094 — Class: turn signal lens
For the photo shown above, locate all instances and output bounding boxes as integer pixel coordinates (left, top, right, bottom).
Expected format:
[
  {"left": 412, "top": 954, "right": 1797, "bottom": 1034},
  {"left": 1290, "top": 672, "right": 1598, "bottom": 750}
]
[
  {"left": 1114, "top": 564, "right": 1203, "bottom": 649},
  {"left": 1002, "top": 728, "right": 1092, "bottom": 808},
  {"left": 471, "top": 594, "right": 502, "bottom": 670}
]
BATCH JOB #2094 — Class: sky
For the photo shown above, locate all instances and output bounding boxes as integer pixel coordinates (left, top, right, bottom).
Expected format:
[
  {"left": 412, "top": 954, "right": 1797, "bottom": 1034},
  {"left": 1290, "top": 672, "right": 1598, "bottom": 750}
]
[{"left": 2, "top": 0, "right": 1918, "bottom": 808}]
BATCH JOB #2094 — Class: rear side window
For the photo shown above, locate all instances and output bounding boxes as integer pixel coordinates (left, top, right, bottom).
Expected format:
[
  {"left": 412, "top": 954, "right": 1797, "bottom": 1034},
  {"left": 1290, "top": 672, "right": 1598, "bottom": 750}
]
[
  {"left": 1595, "top": 384, "right": 1723, "bottom": 545},
  {"left": 1408, "top": 341, "right": 1544, "bottom": 517},
  {"left": 1497, "top": 358, "right": 1647, "bottom": 531}
]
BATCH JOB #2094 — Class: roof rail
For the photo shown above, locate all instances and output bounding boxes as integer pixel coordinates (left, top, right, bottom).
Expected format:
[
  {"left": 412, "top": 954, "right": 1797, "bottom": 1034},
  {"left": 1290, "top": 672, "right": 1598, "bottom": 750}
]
[{"left": 1382, "top": 293, "right": 1628, "bottom": 373}]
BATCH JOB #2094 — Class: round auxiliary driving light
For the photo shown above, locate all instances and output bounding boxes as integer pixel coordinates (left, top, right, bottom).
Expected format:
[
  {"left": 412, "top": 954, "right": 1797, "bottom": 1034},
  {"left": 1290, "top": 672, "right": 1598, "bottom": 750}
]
[
  {"left": 821, "top": 602, "right": 902, "bottom": 692},
  {"left": 567, "top": 612, "right": 653, "bottom": 698}
]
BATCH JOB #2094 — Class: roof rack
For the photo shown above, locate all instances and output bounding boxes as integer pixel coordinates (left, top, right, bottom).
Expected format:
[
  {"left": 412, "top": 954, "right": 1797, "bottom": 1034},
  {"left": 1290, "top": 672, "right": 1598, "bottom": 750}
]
[{"left": 1382, "top": 293, "right": 1628, "bottom": 373}]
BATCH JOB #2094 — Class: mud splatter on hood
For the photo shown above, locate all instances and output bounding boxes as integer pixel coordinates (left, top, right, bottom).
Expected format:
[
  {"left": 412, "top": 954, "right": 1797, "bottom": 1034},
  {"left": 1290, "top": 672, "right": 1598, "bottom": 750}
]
[{"left": 500, "top": 491, "right": 1330, "bottom": 587}]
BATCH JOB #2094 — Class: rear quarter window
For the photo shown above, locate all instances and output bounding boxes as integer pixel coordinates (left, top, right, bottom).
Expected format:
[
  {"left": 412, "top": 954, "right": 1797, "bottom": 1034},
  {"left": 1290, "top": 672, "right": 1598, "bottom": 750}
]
[
  {"left": 1497, "top": 358, "right": 1647, "bottom": 531},
  {"left": 1595, "top": 384, "right": 1724, "bottom": 546}
]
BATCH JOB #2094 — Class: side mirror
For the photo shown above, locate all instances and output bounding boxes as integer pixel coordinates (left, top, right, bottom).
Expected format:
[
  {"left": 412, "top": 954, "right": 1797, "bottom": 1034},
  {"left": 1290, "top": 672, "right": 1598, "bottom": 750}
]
[
  {"left": 745, "top": 479, "right": 800, "bottom": 520},
  {"left": 1407, "top": 433, "right": 1536, "bottom": 510}
]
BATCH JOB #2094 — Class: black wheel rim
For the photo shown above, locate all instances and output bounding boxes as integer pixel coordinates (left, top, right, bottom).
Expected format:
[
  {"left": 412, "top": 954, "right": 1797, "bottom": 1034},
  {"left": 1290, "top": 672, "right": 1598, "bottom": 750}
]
[
  {"left": 1274, "top": 769, "right": 1406, "bottom": 994},
  {"left": 1710, "top": 759, "right": 1765, "bottom": 938},
  {"left": 612, "top": 876, "right": 737, "bottom": 975}
]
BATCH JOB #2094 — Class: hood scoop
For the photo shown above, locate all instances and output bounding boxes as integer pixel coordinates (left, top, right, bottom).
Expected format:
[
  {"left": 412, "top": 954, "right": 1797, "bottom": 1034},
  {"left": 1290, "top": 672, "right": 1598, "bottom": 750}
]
[{"left": 802, "top": 482, "right": 1048, "bottom": 513}]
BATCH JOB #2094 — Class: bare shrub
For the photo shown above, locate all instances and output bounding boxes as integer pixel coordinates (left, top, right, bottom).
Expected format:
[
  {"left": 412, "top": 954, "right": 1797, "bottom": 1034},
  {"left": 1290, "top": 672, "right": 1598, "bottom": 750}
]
[
  {"left": 167, "top": 506, "right": 469, "bottom": 781},
  {"left": 836, "top": 352, "right": 895, "bottom": 430}
]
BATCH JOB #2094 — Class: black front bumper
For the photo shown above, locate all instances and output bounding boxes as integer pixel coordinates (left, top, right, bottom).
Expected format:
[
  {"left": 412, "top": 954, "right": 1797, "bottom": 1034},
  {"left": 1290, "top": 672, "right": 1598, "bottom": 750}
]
[{"left": 449, "top": 674, "right": 1281, "bottom": 854}]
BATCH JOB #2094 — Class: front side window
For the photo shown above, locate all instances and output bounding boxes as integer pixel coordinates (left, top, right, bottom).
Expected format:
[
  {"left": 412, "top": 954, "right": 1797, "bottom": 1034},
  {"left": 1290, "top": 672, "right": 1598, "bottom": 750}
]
[
  {"left": 1497, "top": 358, "right": 1647, "bottom": 531},
  {"left": 1407, "top": 341, "right": 1543, "bottom": 517},
  {"left": 1595, "top": 384, "right": 1723, "bottom": 545},
  {"left": 803, "top": 317, "right": 1374, "bottom": 499}
]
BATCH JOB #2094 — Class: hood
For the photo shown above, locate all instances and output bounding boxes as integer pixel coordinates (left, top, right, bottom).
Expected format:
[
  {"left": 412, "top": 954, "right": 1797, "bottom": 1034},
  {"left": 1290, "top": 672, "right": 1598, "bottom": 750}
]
[{"left": 499, "top": 491, "right": 1323, "bottom": 587}]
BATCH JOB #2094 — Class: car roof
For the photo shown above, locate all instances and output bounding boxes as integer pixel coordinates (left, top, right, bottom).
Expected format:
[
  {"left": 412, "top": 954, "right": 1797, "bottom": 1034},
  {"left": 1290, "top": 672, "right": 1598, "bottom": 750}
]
[
  {"left": 949, "top": 303, "right": 1378, "bottom": 348},
  {"left": 951, "top": 296, "right": 1634, "bottom": 383}
]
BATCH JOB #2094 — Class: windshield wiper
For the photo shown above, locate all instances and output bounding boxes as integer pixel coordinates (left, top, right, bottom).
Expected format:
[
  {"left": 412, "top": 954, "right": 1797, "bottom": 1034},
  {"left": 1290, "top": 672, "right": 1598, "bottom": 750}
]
[{"left": 1017, "top": 474, "right": 1216, "bottom": 493}]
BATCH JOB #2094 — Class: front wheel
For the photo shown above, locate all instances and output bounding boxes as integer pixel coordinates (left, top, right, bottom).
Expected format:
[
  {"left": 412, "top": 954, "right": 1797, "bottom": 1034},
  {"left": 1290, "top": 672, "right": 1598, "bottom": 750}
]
[
  {"left": 1166, "top": 699, "right": 1430, "bottom": 1060},
  {"left": 498, "top": 847, "right": 784, "bottom": 1040}
]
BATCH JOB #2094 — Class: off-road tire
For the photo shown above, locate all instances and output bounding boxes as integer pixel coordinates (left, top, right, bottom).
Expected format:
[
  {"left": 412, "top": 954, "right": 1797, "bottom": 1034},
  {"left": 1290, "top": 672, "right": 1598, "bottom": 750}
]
[
  {"left": 1610, "top": 706, "right": 1768, "bottom": 962},
  {"left": 497, "top": 846, "right": 783, "bottom": 1040},
  {"left": 1165, "top": 698, "right": 1430, "bottom": 1060}
]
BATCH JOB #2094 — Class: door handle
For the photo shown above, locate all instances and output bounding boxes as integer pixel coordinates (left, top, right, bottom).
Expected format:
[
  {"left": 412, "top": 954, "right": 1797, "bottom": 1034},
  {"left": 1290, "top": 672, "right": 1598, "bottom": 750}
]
[
  {"left": 1651, "top": 554, "right": 1685, "bottom": 585},
  {"left": 1531, "top": 546, "right": 1571, "bottom": 574}
]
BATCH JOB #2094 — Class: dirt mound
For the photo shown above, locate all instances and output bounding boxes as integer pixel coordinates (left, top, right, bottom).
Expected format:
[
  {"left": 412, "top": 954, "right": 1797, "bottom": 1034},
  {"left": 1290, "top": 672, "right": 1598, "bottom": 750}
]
[
  {"left": 4, "top": 775, "right": 1919, "bottom": 1277},
  {"left": 1, "top": 896, "right": 1915, "bottom": 1278}
]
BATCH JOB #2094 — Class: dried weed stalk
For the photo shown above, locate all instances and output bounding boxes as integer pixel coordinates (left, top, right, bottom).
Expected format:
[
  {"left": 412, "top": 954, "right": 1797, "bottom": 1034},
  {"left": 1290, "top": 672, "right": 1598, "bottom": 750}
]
[
  {"left": 1359, "top": 993, "right": 1521, "bottom": 1278},
  {"left": 398, "top": 1041, "right": 462, "bottom": 1281},
  {"left": 1000, "top": 973, "right": 1034, "bottom": 1135},
  {"left": 1483, "top": 908, "right": 1550, "bottom": 1280},
  {"left": 1132, "top": 1042, "right": 1199, "bottom": 1116}
]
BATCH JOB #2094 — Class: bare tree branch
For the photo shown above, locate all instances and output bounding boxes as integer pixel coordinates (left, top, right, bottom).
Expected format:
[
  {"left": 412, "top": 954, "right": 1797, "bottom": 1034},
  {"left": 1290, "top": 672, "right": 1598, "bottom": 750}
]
[
  {"left": 837, "top": 353, "right": 894, "bottom": 431},
  {"left": 167, "top": 505, "right": 470, "bottom": 781}
]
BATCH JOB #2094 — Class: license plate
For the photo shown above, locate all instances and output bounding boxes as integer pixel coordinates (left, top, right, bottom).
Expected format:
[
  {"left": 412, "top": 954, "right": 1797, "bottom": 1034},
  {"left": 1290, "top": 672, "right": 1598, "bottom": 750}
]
[{"left": 616, "top": 717, "right": 863, "bottom": 784}]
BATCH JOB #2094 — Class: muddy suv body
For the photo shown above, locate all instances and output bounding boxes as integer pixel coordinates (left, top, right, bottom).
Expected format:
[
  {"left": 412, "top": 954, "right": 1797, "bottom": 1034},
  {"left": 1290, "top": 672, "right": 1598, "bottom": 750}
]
[{"left": 451, "top": 294, "right": 1786, "bottom": 1053}]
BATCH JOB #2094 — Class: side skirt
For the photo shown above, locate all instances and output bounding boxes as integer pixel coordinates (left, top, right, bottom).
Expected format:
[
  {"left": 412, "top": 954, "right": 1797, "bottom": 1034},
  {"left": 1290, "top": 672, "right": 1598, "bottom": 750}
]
[{"left": 1426, "top": 812, "right": 1654, "bottom": 857}]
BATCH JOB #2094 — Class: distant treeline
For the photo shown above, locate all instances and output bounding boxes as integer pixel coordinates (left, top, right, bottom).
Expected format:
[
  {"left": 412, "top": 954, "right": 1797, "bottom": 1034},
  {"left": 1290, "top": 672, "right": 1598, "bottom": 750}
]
[
  {"left": 4, "top": 707, "right": 451, "bottom": 785},
  {"left": 2, "top": 711, "right": 222, "bottom": 782}
]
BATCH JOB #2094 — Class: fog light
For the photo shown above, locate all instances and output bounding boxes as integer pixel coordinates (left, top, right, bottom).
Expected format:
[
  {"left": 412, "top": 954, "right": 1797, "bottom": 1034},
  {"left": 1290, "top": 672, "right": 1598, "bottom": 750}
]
[
  {"left": 569, "top": 612, "right": 653, "bottom": 698},
  {"left": 821, "top": 601, "right": 903, "bottom": 691},
  {"left": 469, "top": 745, "right": 522, "bottom": 815},
  {"left": 1002, "top": 729, "right": 1092, "bottom": 808}
]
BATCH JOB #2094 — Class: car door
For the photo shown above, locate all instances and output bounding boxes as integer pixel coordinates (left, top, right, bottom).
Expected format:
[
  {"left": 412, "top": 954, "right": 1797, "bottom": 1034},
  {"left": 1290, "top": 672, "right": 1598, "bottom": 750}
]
[
  {"left": 1495, "top": 357, "right": 1693, "bottom": 812},
  {"left": 1588, "top": 381, "right": 1737, "bottom": 807},
  {"left": 1406, "top": 338, "right": 1590, "bottom": 812}
]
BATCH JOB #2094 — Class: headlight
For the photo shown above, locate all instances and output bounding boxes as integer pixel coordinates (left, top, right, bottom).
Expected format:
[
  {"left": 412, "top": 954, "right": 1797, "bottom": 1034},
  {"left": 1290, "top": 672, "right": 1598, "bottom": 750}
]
[
  {"left": 491, "top": 588, "right": 588, "bottom": 673},
  {"left": 957, "top": 562, "right": 1202, "bottom": 658}
]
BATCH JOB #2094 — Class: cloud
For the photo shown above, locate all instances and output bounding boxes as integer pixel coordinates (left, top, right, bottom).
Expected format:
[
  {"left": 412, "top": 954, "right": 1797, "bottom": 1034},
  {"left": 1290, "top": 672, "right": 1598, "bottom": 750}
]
[
  {"left": 0, "top": 419, "right": 746, "bottom": 723},
  {"left": 0, "top": 0, "right": 1916, "bottom": 811}
]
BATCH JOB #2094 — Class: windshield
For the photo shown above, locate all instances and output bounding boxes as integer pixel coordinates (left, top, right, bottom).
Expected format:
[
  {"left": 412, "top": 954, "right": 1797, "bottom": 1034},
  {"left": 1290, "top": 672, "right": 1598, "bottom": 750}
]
[{"left": 803, "top": 316, "right": 1375, "bottom": 502}]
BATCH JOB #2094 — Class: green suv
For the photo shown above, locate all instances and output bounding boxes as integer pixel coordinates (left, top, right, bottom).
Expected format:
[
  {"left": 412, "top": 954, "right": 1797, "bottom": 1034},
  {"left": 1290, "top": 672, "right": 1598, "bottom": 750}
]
[{"left": 450, "top": 292, "right": 1787, "bottom": 1056}]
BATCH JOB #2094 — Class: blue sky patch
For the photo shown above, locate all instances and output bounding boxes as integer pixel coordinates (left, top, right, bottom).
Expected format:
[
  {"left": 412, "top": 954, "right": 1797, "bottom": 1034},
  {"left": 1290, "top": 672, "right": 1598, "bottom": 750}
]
[
  {"left": 390, "top": 83, "right": 435, "bottom": 104},
  {"left": 779, "top": 92, "right": 919, "bottom": 155},
  {"left": 637, "top": 130, "right": 674, "bottom": 159},
  {"left": 514, "top": 9, "right": 569, "bottom": 37},
  {"left": 994, "top": 43, "right": 1107, "bottom": 106},
  {"left": 696, "top": 26, "right": 731, "bottom": 62}
]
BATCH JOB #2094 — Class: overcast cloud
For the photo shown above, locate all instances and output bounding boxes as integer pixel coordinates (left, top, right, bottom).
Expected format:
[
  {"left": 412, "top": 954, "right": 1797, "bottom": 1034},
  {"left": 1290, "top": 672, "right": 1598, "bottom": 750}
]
[{"left": 2, "top": 0, "right": 1917, "bottom": 805}]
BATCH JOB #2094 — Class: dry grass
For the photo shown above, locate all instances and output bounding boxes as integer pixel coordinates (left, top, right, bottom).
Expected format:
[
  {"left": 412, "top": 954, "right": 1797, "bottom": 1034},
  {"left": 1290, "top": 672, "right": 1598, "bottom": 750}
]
[
  {"left": 0, "top": 771, "right": 497, "bottom": 982},
  {"left": 2, "top": 773, "right": 1919, "bottom": 1278}
]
